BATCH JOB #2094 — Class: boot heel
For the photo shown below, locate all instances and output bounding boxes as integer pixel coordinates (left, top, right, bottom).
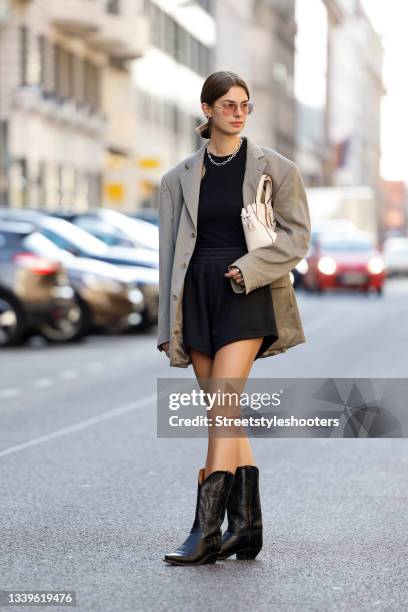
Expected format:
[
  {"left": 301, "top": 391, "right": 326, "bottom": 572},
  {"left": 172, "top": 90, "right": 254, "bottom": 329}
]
[
  {"left": 236, "top": 548, "right": 261, "bottom": 560},
  {"left": 202, "top": 552, "right": 219, "bottom": 564},
  {"left": 219, "top": 465, "right": 263, "bottom": 561}
]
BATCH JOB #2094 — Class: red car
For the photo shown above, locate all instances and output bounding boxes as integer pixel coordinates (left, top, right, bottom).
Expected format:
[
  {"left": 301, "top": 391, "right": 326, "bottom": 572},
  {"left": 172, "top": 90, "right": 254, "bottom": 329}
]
[{"left": 303, "top": 232, "right": 386, "bottom": 295}]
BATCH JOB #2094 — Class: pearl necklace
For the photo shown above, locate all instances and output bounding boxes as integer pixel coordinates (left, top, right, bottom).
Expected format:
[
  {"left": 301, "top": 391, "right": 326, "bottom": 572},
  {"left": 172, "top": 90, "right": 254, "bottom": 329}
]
[{"left": 206, "top": 137, "right": 243, "bottom": 166}]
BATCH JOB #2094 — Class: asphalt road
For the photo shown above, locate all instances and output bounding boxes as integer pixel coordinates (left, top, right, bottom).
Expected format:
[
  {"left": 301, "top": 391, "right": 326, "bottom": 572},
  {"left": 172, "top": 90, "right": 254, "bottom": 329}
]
[{"left": 0, "top": 279, "right": 407, "bottom": 612}]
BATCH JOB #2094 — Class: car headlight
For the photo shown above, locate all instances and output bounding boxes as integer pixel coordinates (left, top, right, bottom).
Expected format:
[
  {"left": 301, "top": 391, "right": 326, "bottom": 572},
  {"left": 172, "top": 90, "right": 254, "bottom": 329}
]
[
  {"left": 128, "top": 288, "right": 144, "bottom": 305},
  {"left": 50, "top": 286, "right": 75, "bottom": 299},
  {"left": 367, "top": 256, "right": 384, "bottom": 274},
  {"left": 317, "top": 257, "right": 337, "bottom": 275}
]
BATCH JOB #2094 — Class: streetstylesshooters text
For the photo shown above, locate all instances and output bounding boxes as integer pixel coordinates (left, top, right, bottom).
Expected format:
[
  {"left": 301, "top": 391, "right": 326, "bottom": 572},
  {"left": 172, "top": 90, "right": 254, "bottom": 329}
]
[{"left": 167, "top": 391, "right": 341, "bottom": 429}]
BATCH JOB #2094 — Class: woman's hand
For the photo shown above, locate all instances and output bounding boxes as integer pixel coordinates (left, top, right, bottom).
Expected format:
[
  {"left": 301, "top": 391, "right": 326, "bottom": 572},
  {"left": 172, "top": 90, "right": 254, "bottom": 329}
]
[
  {"left": 224, "top": 266, "right": 245, "bottom": 287},
  {"left": 161, "top": 341, "right": 170, "bottom": 357}
]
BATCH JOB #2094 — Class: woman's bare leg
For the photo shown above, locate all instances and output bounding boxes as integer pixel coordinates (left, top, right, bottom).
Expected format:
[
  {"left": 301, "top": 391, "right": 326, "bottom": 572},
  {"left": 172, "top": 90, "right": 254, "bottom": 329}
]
[
  {"left": 189, "top": 347, "right": 213, "bottom": 382},
  {"left": 203, "top": 337, "right": 263, "bottom": 478}
]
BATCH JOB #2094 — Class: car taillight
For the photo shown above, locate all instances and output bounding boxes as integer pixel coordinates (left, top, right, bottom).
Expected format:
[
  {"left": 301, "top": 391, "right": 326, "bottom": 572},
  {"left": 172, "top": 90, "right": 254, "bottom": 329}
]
[{"left": 12, "top": 252, "right": 59, "bottom": 275}]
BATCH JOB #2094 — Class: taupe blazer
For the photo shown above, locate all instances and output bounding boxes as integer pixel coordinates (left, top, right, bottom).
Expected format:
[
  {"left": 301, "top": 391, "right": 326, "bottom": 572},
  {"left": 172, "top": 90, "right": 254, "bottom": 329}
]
[{"left": 157, "top": 136, "right": 311, "bottom": 368}]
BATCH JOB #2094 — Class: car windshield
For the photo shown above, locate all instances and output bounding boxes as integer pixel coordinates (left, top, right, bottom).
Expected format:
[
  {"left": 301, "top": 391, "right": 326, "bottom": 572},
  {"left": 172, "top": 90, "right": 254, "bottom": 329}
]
[
  {"left": 74, "top": 217, "right": 134, "bottom": 247},
  {"left": 22, "top": 232, "right": 75, "bottom": 263},
  {"left": 100, "top": 210, "right": 159, "bottom": 249},
  {"left": 41, "top": 218, "right": 108, "bottom": 255}
]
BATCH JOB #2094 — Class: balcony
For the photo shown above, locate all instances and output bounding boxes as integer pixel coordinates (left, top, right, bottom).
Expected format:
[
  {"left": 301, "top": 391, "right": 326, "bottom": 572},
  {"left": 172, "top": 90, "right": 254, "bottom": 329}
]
[
  {"left": 87, "top": 14, "right": 149, "bottom": 60},
  {"left": 48, "top": 0, "right": 103, "bottom": 36},
  {"left": 13, "top": 87, "right": 107, "bottom": 137},
  {"left": 13, "top": 86, "right": 43, "bottom": 113}
]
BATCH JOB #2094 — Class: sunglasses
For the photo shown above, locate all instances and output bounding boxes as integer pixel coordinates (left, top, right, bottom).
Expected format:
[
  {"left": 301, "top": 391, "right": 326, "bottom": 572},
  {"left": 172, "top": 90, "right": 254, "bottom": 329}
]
[{"left": 212, "top": 101, "right": 254, "bottom": 115}]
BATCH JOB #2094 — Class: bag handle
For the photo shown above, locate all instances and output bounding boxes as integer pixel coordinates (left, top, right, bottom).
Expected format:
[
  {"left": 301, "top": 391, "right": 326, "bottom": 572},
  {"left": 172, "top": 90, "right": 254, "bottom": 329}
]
[{"left": 255, "top": 174, "right": 272, "bottom": 205}]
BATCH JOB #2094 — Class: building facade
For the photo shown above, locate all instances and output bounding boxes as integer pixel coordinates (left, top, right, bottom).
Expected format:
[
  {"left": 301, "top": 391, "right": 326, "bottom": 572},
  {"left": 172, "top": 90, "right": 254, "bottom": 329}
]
[
  {"left": 0, "top": 0, "right": 148, "bottom": 209},
  {"left": 131, "top": 0, "right": 215, "bottom": 211},
  {"left": 215, "top": 0, "right": 297, "bottom": 159}
]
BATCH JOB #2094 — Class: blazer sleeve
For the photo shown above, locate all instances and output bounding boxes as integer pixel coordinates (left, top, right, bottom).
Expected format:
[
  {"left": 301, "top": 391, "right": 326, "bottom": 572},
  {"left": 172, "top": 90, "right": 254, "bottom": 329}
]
[
  {"left": 227, "top": 163, "right": 311, "bottom": 295},
  {"left": 157, "top": 175, "right": 175, "bottom": 351}
]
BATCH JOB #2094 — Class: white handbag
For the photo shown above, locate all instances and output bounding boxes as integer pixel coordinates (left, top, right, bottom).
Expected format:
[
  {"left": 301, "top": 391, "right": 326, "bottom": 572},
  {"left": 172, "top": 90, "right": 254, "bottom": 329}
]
[{"left": 241, "top": 174, "right": 277, "bottom": 251}]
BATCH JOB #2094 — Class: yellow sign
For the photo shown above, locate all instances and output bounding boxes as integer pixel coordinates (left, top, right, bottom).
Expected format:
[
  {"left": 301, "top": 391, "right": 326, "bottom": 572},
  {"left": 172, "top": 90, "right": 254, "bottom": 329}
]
[
  {"left": 138, "top": 158, "right": 161, "bottom": 168},
  {"left": 105, "top": 182, "right": 124, "bottom": 202}
]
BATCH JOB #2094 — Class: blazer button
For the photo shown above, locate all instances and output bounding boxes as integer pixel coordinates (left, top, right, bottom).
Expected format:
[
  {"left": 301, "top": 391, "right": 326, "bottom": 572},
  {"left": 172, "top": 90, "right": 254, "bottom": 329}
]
[
  {"left": 172, "top": 294, "right": 177, "bottom": 300},
  {"left": 191, "top": 232, "right": 195, "bottom": 237},
  {"left": 182, "top": 262, "right": 187, "bottom": 268}
]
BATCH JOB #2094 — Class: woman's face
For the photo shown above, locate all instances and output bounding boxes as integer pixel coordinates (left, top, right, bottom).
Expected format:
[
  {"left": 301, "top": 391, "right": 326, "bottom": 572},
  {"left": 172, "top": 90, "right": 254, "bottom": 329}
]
[{"left": 203, "top": 86, "right": 250, "bottom": 136}]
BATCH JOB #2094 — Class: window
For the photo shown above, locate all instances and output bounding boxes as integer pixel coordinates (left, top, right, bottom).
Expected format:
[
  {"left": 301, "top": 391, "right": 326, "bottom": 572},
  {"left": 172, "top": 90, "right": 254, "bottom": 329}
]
[
  {"left": 172, "top": 105, "right": 180, "bottom": 133},
  {"left": 197, "top": 0, "right": 214, "bottom": 14},
  {"left": 55, "top": 45, "right": 64, "bottom": 98},
  {"left": 150, "top": 2, "right": 160, "bottom": 46},
  {"left": 107, "top": 0, "right": 120, "bottom": 14},
  {"left": 191, "top": 37, "right": 199, "bottom": 73},
  {"left": 20, "top": 26, "right": 28, "bottom": 85},
  {"left": 84, "top": 60, "right": 100, "bottom": 109},
  {"left": 163, "top": 12, "right": 174, "bottom": 55},
  {"left": 175, "top": 23, "right": 186, "bottom": 64}
]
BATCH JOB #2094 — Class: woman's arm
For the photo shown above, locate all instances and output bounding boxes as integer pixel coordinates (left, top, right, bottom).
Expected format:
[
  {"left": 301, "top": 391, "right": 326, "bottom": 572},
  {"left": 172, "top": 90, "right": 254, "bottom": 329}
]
[
  {"left": 157, "top": 175, "right": 175, "bottom": 352},
  {"left": 227, "top": 163, "right": 311, "bottom": 295}
]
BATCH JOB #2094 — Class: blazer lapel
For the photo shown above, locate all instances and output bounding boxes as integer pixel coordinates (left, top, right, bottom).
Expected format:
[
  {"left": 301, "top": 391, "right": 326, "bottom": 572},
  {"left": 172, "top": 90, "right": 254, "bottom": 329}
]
[{"left": 179, "top": 136, "right": 268, "bottom": 232}]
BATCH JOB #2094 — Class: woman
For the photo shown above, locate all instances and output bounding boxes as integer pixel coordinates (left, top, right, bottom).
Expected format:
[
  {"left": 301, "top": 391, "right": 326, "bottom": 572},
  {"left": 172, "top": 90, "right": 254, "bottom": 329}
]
[{"left": 157, "top": 71, "right": 311, "bottom": 565}]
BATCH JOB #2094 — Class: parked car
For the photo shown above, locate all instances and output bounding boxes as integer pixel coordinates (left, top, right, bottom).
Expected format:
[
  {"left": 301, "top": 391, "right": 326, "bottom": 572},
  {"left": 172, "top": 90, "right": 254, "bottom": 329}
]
[
  {"left": 53, "top": 215, "right": 135, "bottom": 248},
  {"left": 303, "top": 231, "right": 386, "bottom": 295},
  {"left": 382, "top": 236, "right": 408, "bottom": 277},
  {"left": 0, "top": 208, "right": 158, "bottom": 269},
  {"left": 0, "top": 221, "right": 80, "bottom": 346},
  {"left": 23, "top": 231, "right": 149, "bottom": 334},
  {"left": 0, "top": 207, "right": 44, "bottom": 222},
  {"left": 48, "top": 208, "right": 159, "bottom": 250}
]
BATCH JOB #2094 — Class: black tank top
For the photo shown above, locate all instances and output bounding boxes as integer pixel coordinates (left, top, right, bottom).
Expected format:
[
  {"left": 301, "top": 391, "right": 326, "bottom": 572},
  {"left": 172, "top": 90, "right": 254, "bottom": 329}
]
[{"left": 194, "top": 136, "right": 247, "bottom": 248}]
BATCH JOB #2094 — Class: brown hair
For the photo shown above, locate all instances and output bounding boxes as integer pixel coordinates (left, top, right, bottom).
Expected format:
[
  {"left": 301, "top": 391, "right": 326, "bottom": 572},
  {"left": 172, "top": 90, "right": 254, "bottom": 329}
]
[{"left": 195, "top": 71, "right": 251, "bottom": 139}]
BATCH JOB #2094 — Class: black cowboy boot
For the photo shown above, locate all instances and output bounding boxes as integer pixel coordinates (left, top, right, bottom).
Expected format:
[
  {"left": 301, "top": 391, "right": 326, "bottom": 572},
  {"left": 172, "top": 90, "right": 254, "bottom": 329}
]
[
  {"left": 163, "top": 467, "right": 234, "bottom": 566},
  {"left": 218, "top": 464, "right": 263, "bottom": 560}
]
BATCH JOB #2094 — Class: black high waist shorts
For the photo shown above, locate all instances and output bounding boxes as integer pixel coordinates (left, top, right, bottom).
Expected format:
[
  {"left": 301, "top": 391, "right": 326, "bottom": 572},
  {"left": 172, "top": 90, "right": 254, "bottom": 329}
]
[{"left": 182, "top": 245, "right": 279, "bottom": 360}]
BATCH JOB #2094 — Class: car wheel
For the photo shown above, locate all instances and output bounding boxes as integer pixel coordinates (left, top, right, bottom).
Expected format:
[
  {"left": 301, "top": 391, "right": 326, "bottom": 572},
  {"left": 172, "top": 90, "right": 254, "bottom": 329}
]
[
  {"left": 0, "top": 292, "right": 26, "bottom": 347},
  {"left": 40, "top": 294, "right": 91, "bottom": 342},
  {"left": 376, "top": 286, "right": 383, "bottom": 297}
]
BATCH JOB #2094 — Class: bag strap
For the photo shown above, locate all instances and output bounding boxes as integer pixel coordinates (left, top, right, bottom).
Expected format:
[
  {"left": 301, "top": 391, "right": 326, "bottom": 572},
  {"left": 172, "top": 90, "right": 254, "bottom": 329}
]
[{"left": 255, "top": 174, "right": 272, "bottom": 206}]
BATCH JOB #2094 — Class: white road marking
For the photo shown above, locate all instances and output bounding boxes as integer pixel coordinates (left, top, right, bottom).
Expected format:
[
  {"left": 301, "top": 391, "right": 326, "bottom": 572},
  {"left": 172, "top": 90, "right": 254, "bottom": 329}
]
[
  {"left": 0, "top": 392, "right": 157, "bottom": 458},
  {"left": 0, "top": 380, "right": 193, "bottom": 459}
]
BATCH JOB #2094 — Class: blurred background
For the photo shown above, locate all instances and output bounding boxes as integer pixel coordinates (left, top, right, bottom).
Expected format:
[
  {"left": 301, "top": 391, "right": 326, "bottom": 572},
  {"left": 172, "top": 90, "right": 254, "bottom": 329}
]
[
  {"left": 0, "top": 0, "right": 406, "bottom": 351},
  {"left": 0, "top": 0, "right": 407, "bottom": 348},
  {"left": 2, "top": 4, "right": 408, "bottom": 608}
]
